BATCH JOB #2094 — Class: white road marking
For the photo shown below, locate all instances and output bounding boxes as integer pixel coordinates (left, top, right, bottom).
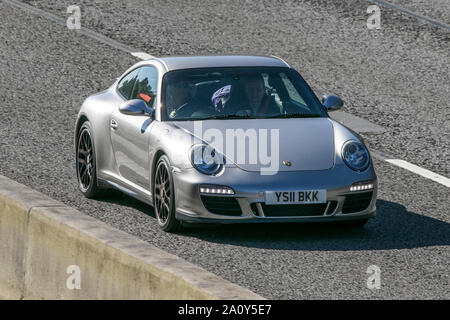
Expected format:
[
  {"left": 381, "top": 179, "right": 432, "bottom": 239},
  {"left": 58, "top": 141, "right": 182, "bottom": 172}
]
[
  {"left": 4, "top": 0, "right": 449, "bottom": 188},
  {"left": 384, "top": 159, "right": 450, "bottom": 188},
  {"left": 371, "top": 151, "right": 450, "bottom": 188},
  {"left": 330, "top": 110, "right": 385, "bottom": 134},
  {"left": 5, "top": 0, "right": 139, "bottom": 54},
  {"left": 131, "top": 52, "right": 154, "bottom": 60}
]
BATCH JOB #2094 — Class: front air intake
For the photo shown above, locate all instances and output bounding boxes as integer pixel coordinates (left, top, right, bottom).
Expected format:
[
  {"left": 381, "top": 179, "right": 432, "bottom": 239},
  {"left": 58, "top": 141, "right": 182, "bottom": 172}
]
[
  {"left": 342, "top": 191, "right": 373, "bottom": 213},
  {"left": 200, "top": 196, "right": 242, "bottom": 216}
]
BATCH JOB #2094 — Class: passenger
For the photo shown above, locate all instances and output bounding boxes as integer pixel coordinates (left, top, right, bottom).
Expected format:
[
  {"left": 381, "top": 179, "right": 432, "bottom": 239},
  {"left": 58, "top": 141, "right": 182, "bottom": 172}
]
[{"left": 211, "top": 85, "right": 231, "bottom": 113}]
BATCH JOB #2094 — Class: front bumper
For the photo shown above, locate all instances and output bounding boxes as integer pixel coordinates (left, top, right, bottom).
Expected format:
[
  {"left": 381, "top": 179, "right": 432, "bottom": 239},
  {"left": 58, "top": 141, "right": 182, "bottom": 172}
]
[{"left": 172, "top": 164, "right": 377, "bottom": 223}]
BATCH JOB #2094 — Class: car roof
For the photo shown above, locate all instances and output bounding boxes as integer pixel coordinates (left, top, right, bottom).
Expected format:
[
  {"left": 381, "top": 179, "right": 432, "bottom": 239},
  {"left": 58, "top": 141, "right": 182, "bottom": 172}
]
[{"left": 154, "top": 55, "right": 291, "bottom": 71}]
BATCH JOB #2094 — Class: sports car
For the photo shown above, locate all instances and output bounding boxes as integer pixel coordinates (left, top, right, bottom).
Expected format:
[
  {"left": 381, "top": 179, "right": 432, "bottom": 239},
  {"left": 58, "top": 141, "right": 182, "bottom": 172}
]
[{"left": 75, "top": 55, "right": 377, "bottom": 231}]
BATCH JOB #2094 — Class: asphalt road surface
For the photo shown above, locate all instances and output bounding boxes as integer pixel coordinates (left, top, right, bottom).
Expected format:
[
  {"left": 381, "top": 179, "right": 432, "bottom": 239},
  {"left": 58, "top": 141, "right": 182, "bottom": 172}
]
[{"left": 0, "top": 0, "right": 448, "bottom": 299}]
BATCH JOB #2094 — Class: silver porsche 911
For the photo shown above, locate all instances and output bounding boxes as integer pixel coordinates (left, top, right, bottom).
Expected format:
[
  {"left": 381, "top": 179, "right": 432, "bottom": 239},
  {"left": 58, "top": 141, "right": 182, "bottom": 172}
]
[{"left": 75, "top": 55, "right": 377, "bottom": 232}]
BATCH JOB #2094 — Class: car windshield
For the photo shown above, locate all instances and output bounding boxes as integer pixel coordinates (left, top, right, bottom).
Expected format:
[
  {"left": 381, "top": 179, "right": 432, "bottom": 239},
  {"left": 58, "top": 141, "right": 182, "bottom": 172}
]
[{"left": 161, "top": 67, "right": 327, "bottom": 121}]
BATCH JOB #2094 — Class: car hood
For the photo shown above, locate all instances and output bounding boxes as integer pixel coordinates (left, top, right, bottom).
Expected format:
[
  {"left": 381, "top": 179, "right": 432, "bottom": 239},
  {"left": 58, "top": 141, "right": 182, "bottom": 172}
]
[{"left": 172, "top": 118, "right": 335, "bottom": 172}]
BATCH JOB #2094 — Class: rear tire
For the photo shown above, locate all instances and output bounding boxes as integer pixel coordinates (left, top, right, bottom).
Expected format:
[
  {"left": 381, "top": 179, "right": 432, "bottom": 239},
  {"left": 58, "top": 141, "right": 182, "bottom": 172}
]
[
  {"left": 153, "top": 155, "right": 181, "bottom": 232},
  {"left": 76, "top": 121, "right": 103, "bottom": 198}
]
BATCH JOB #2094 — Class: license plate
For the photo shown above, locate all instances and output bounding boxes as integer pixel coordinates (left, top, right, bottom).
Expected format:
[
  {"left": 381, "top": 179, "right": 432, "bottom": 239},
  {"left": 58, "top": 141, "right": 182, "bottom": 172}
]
[{"left": 265, "top": 190, "right": 326, "bottom": 205}]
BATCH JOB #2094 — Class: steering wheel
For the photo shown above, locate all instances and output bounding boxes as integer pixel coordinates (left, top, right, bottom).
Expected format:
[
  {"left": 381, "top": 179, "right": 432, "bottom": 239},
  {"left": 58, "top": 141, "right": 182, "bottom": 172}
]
[
  {"left": 234, "top": 108, "right": 253, "bottom": 116},
  {"left": 169, "top": 103, "right": 194, "bottom": 119}
]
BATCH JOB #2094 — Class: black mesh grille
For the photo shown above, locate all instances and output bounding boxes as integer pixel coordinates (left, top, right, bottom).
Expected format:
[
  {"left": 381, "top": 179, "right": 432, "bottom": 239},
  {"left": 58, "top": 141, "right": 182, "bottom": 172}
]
[
  {"left": 326, "top": 201, "right": 338, "bottom": 215},
  {"left": 200, "top": 196, "right": 242, "bottom": 216},
  {"left": 342, "top": 191, "right": 373, "bottom": 213},
  {"left": 260, "top": 203, "right": 328, "bottom": 217},
  {"left": 250, "top": 203, "right": 259, "bottom": 216}
]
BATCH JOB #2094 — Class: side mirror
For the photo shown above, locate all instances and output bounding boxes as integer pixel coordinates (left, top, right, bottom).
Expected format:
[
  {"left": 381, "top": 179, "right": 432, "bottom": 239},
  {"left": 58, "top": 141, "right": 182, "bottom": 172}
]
[
  {"left": 322, "top": 94, "right": 343, "bottom": 111},
  {"left": 119, "top": 99, "right": 154, "bottom": 117}
]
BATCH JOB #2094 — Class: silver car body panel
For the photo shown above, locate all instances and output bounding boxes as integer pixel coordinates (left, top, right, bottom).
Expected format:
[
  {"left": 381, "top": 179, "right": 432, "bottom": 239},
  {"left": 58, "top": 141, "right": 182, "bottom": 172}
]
[
  {"left": 75, "top": 55, "right": 377, "bottom": 223},
  {"left": 172, "top": 118, "right": 336, "bottom": 172}
]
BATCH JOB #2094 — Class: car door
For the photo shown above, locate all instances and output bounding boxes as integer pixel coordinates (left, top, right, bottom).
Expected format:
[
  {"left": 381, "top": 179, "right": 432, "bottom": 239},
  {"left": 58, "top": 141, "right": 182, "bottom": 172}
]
[{"left": 110, "top": 65, "right": 159, "bottom": 190}]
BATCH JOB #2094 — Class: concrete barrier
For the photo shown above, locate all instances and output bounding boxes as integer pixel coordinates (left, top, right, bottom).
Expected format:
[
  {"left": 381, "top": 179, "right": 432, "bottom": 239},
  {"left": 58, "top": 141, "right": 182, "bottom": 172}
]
[{"left": 0, "top": 175, "right": 263, "bottom": 300}]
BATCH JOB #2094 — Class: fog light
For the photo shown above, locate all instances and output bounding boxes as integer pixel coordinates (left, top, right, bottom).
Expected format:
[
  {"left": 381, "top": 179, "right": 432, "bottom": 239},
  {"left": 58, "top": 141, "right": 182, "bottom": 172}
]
[
  {"left": 350, "top": 181, "right": 374, "bottom": 192},
  {"left": 200, "top": 185, "right": 235, "bottom": 195}
]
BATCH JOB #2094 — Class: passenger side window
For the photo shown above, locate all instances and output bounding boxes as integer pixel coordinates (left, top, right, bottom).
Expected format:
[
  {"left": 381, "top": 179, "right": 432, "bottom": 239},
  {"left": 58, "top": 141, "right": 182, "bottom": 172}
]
[
  {"left": 131, "top": 66, "right": 158, "bottom": 108},
  {"left": 280, "top": 72, "right": 307, "bottom": 106},
  {"left": 262, "top": 73, "right": 283, "bottom": 108},
  {"left": 117, "top": 68, "right": 140, "bottom": 100}
]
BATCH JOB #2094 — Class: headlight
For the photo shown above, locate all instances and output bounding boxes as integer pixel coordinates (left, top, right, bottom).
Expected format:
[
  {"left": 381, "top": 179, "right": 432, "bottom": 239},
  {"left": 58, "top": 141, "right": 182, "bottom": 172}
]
[
  {"left": 342, "top": 140, "right": 370, "bottom": 171},
  {"left": 190, "top": 144, "right": 225, "bottom": 175}
]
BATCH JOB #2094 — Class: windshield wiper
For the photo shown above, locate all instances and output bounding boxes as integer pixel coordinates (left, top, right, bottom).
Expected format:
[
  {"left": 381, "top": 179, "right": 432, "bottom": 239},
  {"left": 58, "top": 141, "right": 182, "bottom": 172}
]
[
  {"left": 188, "top": 113, "right": 322, "bottom": 121},
  {"left": 194, "top": 114, "right": 258, "bottom": 120},
  {"left": 265, "top": 113, "right": 322, "bottom": 119}
]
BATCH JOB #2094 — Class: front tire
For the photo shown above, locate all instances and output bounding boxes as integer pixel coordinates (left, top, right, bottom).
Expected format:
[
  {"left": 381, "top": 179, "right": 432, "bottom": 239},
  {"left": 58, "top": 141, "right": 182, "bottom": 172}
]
[
  {"left": 153, "top": 155, "right": 180, "bottom": 232},
  {"left": 76, "top": 121, "right": 102, "bottom": 198}
]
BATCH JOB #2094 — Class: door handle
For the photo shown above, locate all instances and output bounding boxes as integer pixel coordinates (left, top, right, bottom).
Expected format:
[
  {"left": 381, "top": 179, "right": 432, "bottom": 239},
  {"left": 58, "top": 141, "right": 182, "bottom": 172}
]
[{"left": 110, "top": 119, "right": 118, "bottom": 129}]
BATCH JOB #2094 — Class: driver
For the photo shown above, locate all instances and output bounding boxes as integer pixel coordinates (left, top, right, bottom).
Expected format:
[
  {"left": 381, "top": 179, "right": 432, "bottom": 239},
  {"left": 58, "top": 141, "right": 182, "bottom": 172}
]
[
  {"left": 228, "top": 75, "right": 280, "bottom": 116},
  {"left": 245, "top": 76, "right": 266, "bottom": 114}
]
